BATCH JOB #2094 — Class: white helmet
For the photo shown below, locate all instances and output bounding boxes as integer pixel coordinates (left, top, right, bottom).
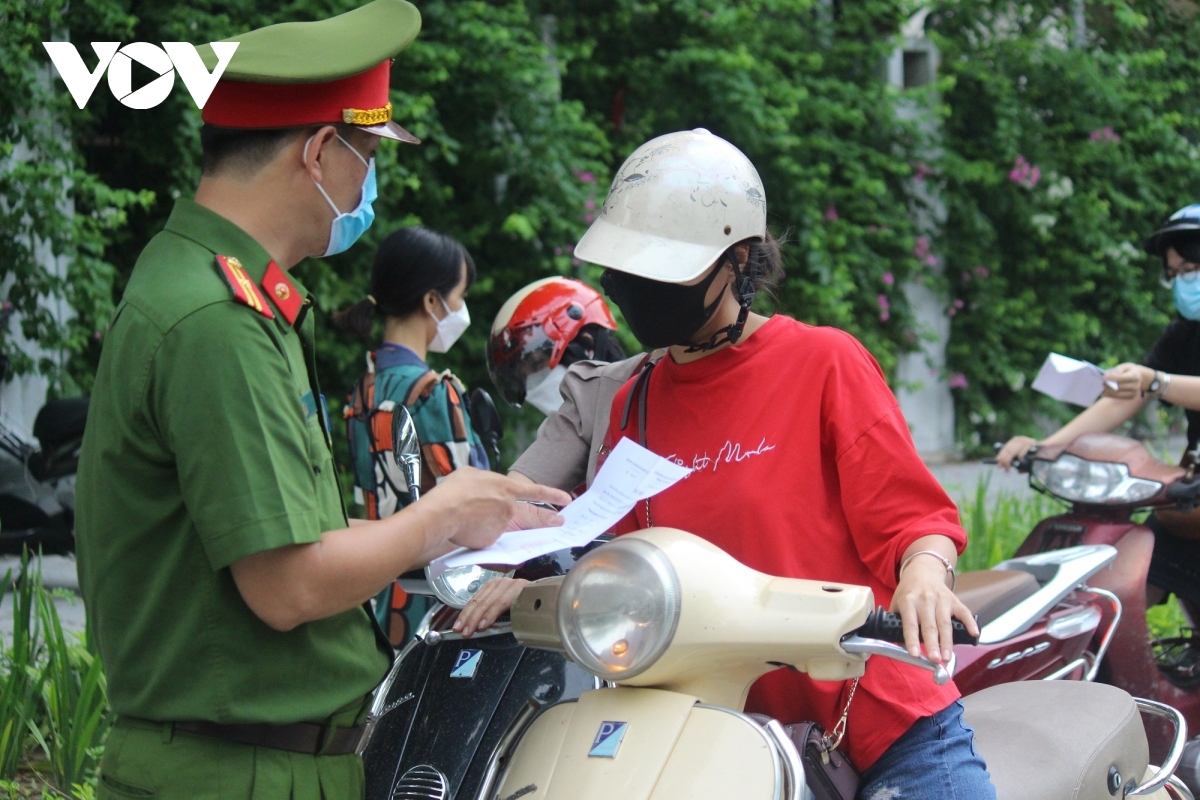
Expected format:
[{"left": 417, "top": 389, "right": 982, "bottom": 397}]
[{"left": 575, "top": 128, "right": 767, "bottom": 283}]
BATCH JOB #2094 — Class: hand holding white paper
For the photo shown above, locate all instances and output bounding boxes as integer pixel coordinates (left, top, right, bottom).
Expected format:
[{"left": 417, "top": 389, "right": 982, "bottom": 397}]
[
  {"left": 433, "top": 438, "right": 691, "bottom": 568},
  {"left": 1031, "top": 353, "right": 1118, "bottom": 407}
]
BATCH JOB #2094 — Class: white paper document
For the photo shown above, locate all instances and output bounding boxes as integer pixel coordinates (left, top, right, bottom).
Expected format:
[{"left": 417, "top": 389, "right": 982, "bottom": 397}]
[
  {"left": 434, "top": 438, "right": 691, "bottom": 569},
  {"left": 1031, "top": 352, "right": 1117, "bottom": 407}
]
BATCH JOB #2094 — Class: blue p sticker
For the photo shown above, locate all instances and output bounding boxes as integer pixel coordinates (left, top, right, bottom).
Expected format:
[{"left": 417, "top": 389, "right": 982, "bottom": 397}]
[
  {"left": 588, "top": 721, "right": 628, "bottom": 758},
  {"left": 450, "top": 649, "right": 482, "bottom": 679}
]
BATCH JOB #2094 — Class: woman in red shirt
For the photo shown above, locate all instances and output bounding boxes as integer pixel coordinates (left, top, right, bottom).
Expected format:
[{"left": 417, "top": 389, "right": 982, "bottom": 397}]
[{"left": 462, "top": 129, "right": 994, "bottom": 798}]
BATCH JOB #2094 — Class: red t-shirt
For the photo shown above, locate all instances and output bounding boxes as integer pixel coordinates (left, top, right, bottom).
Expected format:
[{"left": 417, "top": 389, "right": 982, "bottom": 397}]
[{"left": 604, "top": 315, "right": 966, "bottom": 770}]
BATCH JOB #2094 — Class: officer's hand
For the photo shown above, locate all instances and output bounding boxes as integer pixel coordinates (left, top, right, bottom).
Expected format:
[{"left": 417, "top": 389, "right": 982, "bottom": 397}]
[
  {"left": 507, "top": 501, "right": 563, "bottom": 532},
  {"left": 1102, "top": 362, "right": 1152, "bottom": 400},
  {"left": 422, "top": 468, "right": 570, "bottom": 551},
  {"left": 995, "top": 435, "right": 1038, "bottom": 470},
  {"left": 453, "top": 577, "right": 529, "bottom": 637}
]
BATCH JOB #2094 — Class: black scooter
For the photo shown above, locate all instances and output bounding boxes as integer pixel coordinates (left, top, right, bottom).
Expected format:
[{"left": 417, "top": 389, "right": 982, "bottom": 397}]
[
  {"left": 0, "top": 304, "right": 86, "bottom": 555},
  {"left": 359, "top": 407, "right": 596, "bottom": 800}
]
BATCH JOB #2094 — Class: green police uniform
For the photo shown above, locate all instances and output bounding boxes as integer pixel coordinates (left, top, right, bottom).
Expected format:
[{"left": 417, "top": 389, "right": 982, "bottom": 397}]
[{"left": 74, "top": 2, "right": 423, "bottom": 797}]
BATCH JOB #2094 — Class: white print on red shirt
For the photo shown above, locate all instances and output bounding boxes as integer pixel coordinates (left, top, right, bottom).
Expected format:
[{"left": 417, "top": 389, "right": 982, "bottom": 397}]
[{"left": 666, "top": 437, "right": 777, "bottom": 474}]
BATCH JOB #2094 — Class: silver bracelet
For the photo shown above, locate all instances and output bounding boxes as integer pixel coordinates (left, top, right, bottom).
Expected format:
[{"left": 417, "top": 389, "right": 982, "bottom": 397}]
[
  {"left": 1159, "top": 371, "right": 1172, "bottom": 400},
  {"left": 899, "top": 549, "right": 956, "bottom": 591}
]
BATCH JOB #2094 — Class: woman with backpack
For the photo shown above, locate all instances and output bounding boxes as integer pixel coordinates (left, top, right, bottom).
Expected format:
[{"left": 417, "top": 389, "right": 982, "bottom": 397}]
[{"left": 337, "top": 226, "right": 489, "bottom": 646}]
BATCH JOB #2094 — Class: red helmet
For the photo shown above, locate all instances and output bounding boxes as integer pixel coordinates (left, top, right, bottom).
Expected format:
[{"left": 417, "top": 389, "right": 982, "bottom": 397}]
[{"left": 488, "top": 277, "right": 618, "bottom": 406}]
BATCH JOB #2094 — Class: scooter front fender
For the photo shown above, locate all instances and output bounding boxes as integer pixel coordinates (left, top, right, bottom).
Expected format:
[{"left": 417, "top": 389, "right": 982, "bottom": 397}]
[{"left": 496, "top": 688, "right": 784, "bottom": 800}]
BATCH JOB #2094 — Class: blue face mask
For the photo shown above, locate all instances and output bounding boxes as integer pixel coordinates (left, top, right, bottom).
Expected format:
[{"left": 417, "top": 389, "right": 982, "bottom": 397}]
[
  {"left": 1175, "top": 276, "right": 1200, "bottom": 320},
  {"left": 305, "top": 133, "right": 377, "bottom": 257}
]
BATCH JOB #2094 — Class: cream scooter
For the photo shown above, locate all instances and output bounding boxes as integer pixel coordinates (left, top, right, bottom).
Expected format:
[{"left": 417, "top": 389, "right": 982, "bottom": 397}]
[{"left": 476, "top": 529, "right": 1192, "bottom": 800}]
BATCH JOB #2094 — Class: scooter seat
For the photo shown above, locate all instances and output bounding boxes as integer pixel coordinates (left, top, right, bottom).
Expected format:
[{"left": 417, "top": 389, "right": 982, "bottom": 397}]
[
  {"left": 954, "top": 569, "right": 1039, "bottom": 627},
  {"left": 33, "top": 397, "right": 88, "bottom": 451},
  {"left": 963, "top": 681, "right": 1149, "bottom": 800}
]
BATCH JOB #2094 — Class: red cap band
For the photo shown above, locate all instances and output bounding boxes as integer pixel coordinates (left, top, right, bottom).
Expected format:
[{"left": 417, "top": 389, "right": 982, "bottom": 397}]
[{"left": 202, "top": 61, "right": 391, "bottom": 129}]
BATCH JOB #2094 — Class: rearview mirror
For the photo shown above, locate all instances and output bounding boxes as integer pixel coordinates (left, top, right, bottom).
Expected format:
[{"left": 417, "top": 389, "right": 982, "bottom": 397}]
[
  {"left": 468, "top": 387, "right": 504, "bottom": 471},
  {"left": 392, "top": 405, "right": 422, "bottom": 501}
]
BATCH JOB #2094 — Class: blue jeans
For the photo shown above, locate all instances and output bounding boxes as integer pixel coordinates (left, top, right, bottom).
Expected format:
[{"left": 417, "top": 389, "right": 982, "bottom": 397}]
[{"left": 857, "top": 700, "right": 997, "bottom": 800}]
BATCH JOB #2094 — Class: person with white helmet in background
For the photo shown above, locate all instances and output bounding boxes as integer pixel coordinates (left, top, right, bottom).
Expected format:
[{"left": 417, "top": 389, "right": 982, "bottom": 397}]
[
  {"left": 456, "top": 128, "right": 996, "bottom": 798},
  {"left": 487, "top": 276, "right": 646, "bottom": 493}
]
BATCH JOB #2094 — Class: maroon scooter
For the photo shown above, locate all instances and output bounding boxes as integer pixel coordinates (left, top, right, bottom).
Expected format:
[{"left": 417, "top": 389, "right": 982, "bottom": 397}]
[{"left": 1002, "top": 432, "right": 1200, "bottom": 782}]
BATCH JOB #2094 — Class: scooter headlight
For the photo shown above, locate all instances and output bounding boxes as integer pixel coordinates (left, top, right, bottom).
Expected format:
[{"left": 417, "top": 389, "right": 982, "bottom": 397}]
[
  {"left": 1031, "top": 454, "right": 1162, "bottom": 505},
  {"left": 426, "top": 564, "right": 511, "bottom": 609},
  {"left": 557, "top": 538, "right": 681, "bottom": 680}
]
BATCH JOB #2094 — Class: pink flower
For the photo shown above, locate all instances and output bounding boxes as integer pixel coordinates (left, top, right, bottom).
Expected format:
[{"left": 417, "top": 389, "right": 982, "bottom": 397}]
[
  {"left": 584, "top": 199, "right": 596, "bottom": 211},
  {"left": 583, "top": 213, "right": 595, "bottom": 224},
  {"left": 961, "top": 271, "right": 972, "bottom": 283},
  {"left": 949, "top": 373, "right": 969, "bottom": 389},
  {"left": 914, "top": 236, "right": 931, "bottom": 259},
  {"left": 882, "top": 272, "right": 895, "bottom": 286},
  {"left": 572, "top": 258, "right": 581, "bottom": 266},
  {"left": 913, "top": 161, "right": 932, "bottom": 182},
  {"left": 824, "top": 204, "right": 839, "bottom": 221},
  {"left": 973, "top": 265, "right": 990, "bottom": 278},
  {"left": 954, "top": 299, "right": 965, "bottom": 309},
  {"left": 93, "top": 331, "right": 103, "bottom": 340},
  {"left": 924, "top": 254, "right": 938, "bottom": 267},
  {"left": 1089, "top": 127, "right": 1120, "bottom": 143},
  {"left": 1008, "top": 155, "right": 1042, "bottom": 189},
  {"left": 554, "top": 247, "right": 563, "bottom": 256},
  {"left": 566, "top": 244, "right": 575, "bottom": 253},
  {"left": 877, "top": 294, "right": 891, "bottom": 322},
  {"left": 576, "top": 170, "right": 596, "bottom": 184}
]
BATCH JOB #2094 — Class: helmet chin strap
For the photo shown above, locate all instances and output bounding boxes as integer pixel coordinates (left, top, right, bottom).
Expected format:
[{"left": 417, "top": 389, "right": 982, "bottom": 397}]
[{"left": 683, "top": 258, "right": 756, "bottom": 353}]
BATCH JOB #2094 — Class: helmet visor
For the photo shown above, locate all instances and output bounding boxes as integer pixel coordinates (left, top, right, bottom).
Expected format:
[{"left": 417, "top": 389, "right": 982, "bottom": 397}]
[{"left": 488, "top": 324, "right": 556, "bottom": 406}]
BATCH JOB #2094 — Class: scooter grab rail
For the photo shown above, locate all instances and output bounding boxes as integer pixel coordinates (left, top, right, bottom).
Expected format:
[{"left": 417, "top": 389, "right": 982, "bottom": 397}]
[{"left": 1127, "top": 698, "right": 1188, "bottom": 797}]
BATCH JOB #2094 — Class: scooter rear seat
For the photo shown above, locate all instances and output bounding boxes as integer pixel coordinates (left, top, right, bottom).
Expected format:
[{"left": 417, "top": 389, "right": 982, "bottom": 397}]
[
  {"left": 953, "top": 569, "right": 1040, "bottom": 627},
  {"left": 963, "top": 682, "right": 1149, "bottom": 800}
]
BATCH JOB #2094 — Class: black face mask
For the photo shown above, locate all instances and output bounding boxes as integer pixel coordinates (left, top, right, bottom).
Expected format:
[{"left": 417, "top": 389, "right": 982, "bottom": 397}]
[{"left": 600, "top": 265, "right": 727, "bottom": 349}]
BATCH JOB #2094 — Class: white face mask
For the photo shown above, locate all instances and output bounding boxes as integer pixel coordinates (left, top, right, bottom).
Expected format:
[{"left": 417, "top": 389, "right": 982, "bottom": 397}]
[
  {"left": 428, "top": 296, "right": 470, "bottom": 353},
  {"left": 524, "top": 365, "right": 568, "bottom": 415}
]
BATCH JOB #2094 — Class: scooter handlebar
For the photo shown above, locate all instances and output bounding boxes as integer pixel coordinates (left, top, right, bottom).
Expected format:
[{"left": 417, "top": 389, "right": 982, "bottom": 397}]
[{"left": 852, "top": 606, "right": 979, "bottom": 646}]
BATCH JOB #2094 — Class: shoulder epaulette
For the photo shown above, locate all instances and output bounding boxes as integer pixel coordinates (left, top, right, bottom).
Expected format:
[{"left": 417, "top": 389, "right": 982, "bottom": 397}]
[{"left": 215, "top": 255, "right": 274, "bottom": 319}]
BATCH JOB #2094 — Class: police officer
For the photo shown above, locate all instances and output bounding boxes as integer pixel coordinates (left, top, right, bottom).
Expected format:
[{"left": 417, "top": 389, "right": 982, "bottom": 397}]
[{"left": 75, "top": 2, "right": 570, "bottom": 797}]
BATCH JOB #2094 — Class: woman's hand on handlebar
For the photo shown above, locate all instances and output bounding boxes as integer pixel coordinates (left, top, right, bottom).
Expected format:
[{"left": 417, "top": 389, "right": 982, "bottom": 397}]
[
  {"left": 453, "top": 577, "right": 529, "bottom": 637},
  {"left": 995, "top": 435, "right": 1038, "bottom": 470},
  {"left": 891, "top": 556, "right": 979, "bottom": 664}
]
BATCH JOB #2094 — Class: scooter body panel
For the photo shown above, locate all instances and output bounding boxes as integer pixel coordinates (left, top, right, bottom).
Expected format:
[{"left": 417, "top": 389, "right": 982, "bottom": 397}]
[
  {"left": 955, "top": 601, "right": 1093, "bottom": 693},
  {"left": 362, "top": 632, "right": 594, "bottom": 800},
  {"left": 498, "top": 688, "right": 778, "bottom": 800}
]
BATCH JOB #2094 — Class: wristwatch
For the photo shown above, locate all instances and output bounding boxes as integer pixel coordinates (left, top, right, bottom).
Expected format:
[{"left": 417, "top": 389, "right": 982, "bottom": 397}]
[{"left": 1147, "top": 370, "right": 1171, "bottom": 399}]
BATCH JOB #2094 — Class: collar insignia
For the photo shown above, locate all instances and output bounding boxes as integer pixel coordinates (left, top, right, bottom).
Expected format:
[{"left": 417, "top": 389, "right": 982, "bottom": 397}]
[{"left": 262, "top": 261, "right": 303, "bottom": 325}]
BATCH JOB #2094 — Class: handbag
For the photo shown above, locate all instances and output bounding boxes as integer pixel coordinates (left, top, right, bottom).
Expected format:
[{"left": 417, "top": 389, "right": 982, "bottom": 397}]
[{"left": 785, "top": 679, "right": 861, "bottom": 800}]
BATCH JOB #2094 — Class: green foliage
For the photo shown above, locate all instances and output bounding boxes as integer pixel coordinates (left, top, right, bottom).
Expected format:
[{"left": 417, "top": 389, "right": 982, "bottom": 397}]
[
  {"left": 1147, "top": 595, "right": 1189, "bottom": 640},
  {"left": 956, "top": 475, "right": 1064, "bottom": 572},
  {"left": 27, "top": 590, "right": 109, "bottom": 795},
  {"left": 930, "top": 0, "right": 1200, "bottom": 449},
  {"left": 0, "top": 563, "right": 43, "bottom": 780},
  {"left": 538, "top": 0, "right": 931, "bottom": 376},
  {"left": 0, "top": 0, "right": 152, "bottom": 395},
  {"left": 0, "top": 555, "right": 110, "bottom": 799},
  {"left": 28, "top": 0, "right": 935, "bottom": 472}
]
